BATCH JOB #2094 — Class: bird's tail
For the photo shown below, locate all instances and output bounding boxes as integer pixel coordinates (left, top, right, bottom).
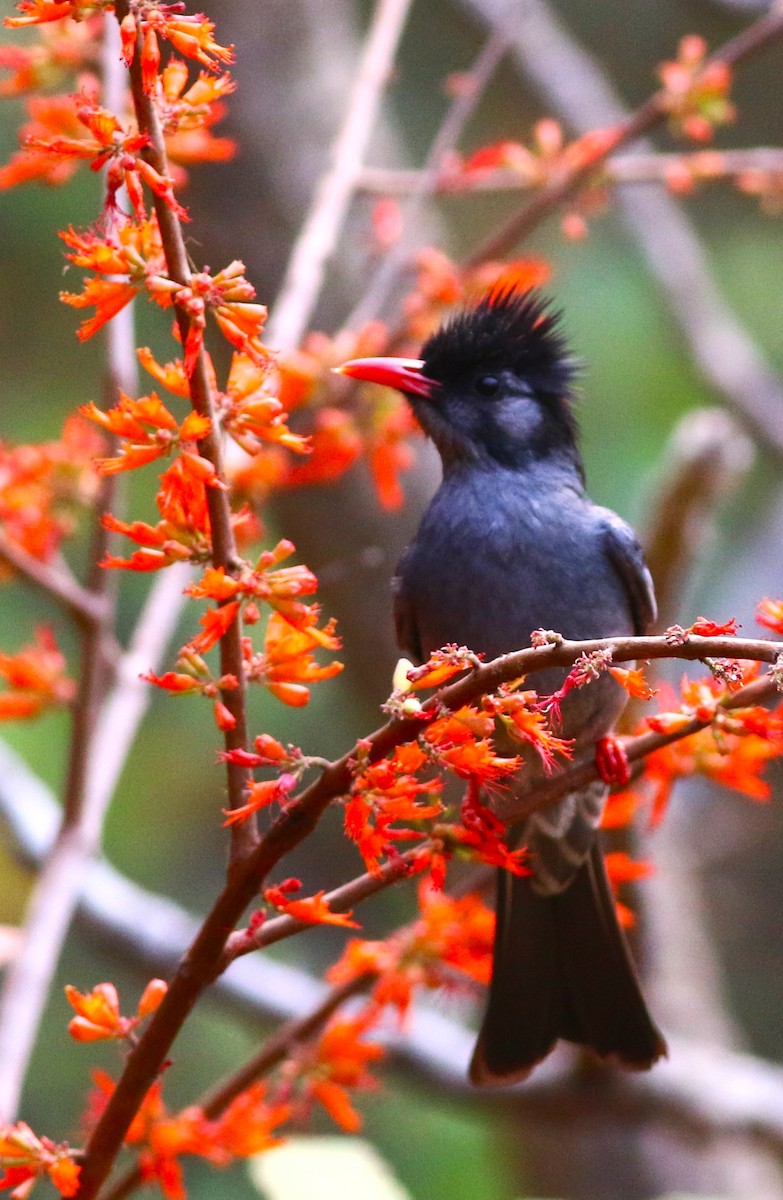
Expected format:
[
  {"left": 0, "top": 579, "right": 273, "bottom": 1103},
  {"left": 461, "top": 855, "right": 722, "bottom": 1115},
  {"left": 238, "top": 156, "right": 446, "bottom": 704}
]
[{"left": 469, "top": 840, "right": 667, "bottom": 1086}]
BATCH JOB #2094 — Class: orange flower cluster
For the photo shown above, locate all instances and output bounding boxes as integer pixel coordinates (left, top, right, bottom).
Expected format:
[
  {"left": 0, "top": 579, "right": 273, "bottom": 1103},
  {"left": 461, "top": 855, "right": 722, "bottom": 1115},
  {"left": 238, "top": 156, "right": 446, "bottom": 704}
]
[
  {"left": 345, "top": 742, "right": 444, "bottom": 875},
  {"left": 658, "top": 34, "right": 735, "bottom": 143},
  {"left": 4, "top": 0, "right": 108, "bottom": 28},
  {"left": 330, "top": 882, "right": 495, "bottom": 1019},
  {"left": 65, "top": 978, "right": 167, "bottom": 1042},
  {"left": 5, "top": 88, "right": 185, "bottom": 221},
  {"left": 119, "top": 7, "right": 233, "bottom": 77},
  {"left": 0, "top": 15, "right": 100, "bottom": 95},
  {"left": 289, "top": 1015, "right": 384, "bottom": 1134},
  {"left": 0, "top": 415, "right": 101, "bottom": 565},
  {"left": 757, "top": 597, "right": 783, "bottom": 636},
  {"left": 59, "top": 219, "right": 169, "bottom": 341},
  {"left": 154, "top": 60, "right": 236, "bottom": 170},
  {"left": 0, "top": 1122, "right": 80, "bottom": 1199},
  {"left": 87, "top": 1072, "right": 289, "bottom": 1200},
  {"left": 639, "top": 670, "right": 783, "bottom": 823},
  {"left": 241, "top": 610, "right": 343, "bottom": 708},
  {"left": 0, "top": 627, "right": 74, "bottom": 721},
  {"left": 80, "top": 391, "right": 211, "bottom": 474}
]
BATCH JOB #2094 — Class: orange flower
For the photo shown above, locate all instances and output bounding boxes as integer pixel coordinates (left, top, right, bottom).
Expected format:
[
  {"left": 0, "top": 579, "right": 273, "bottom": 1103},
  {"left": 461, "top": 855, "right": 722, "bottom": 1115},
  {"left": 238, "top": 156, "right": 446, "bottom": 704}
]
[
  {"left": 0, "top": 1121, "right": 80, "bottom": 1198},
  {"left": 222, "top": 774, "right": 296, "bottom": 825},
  {"left": 412, "top": 882, "right": 494, "bottom": 985},
  {"left": 211, "top": 1084, "right": 289, "bottom": 1158},
  {"left": 688, "top": 616, "right": 738, "bottom": 637},
  {"left": 65, "top": 981, "right": 126, "bottom": 1042},
  {"left": 247, "top": 610, "right": 343, "bottom": 706},
  {"left": 300, "top": 1016, "right": 384, "bottom": 1132},
  {"left": 187, "top": 600, "right": 241, "bottom": 654},
  {"left": 167, "top": 262, "right": 268, "bottom": 376},
  {"left": 609, "top": 665, "right": 657, "bottom": 700},
  {"left": 0, "top": 414, "right": 102, "bottom": 565},
  {"left": 4, "top": 0, "right": 94, "bottom": 26},
  {"left": 490, "top": 688, "right": 574, "bottom": 769},
  {"left": 60, "top": 217, "right": 169, "bottom": 340},
  {"left": 263, "top": 885, "right": 361, "bottom": 929},
  {"left": 404, "top": 645, "right": 479, "bottom": 690},
  {"left": 221, "top": 352, "right": 310, "bottom": 457},
  {"left": 3, "top": 88, "right": 186, "bottom": 220},
  {"left": 157, "top": 60, "right": 237, "bottom": 169},
  {"left": 65, "top": 978, "right": 166, "bottom": 1042},
  {"left": 141, "top": 9, "right": 234, "bottom": 71},
  {"left": 757, "top": 597, "right": 783, "bottom": 635},
  {"left": 0, "top": 627, "right": 74, "bottom": 720},
  {"left": 80, "top": 393, "right": 211, "bottom": 474},
  {"left": 346, "top": 743, "right": 443, "bottom": 874}
]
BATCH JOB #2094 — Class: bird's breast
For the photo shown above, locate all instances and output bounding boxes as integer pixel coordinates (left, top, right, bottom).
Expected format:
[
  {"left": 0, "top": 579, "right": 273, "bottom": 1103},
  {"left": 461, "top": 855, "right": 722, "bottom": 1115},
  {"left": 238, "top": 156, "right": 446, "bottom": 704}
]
[{"left": 398, "top": 469, "right": 634, "bottom": 668}]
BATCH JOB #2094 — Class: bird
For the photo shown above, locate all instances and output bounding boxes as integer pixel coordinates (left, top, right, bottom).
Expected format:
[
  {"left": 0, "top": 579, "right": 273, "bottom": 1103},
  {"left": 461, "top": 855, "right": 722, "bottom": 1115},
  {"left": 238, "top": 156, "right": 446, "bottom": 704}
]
[{"left": 336, "top": 285, "right": 667, "bottom": 1086}]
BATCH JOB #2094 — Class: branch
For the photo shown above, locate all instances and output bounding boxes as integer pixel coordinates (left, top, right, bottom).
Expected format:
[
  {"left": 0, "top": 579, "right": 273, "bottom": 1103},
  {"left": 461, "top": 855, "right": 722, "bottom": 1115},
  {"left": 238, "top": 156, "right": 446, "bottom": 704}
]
[
  {"left": 113, "top": 0, "right": 255, "bottom": 862},
  {"left": 74, "top": 621, "right": 783, "bottom": 1196},
  {"left": 8, "top": 735, "right": 783, "bottom": 1177},
  {"left": 356, "top": 146, "right": 783, "bottom": 196},
  {"left": 343, "top": 27, "right": 509, "bottom": 330},
  {"left": 0, "top": 534, "right": 108, "bottom": 628},
  {"left": 463, "top": 3, "right": 783, "bottom": 266},
  {"left": 265, "top": 0, "right": 414, "bottom": 353},
  {"left": 642, "top": 408, "right": 755, "bottom": 630}
]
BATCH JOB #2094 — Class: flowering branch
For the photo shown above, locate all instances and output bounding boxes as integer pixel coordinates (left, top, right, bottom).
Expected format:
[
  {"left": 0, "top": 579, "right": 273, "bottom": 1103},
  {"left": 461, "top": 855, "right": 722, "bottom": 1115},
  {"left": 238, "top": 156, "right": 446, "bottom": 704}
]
[
  {"left": 465, "top": 4, "right": 783, "bottom": 266},
  {"left": 356, "top": 146, "right": 783, "bottom": 197},
  {"left": 113, "top": 0, "right": 255, "bottom": 860}
]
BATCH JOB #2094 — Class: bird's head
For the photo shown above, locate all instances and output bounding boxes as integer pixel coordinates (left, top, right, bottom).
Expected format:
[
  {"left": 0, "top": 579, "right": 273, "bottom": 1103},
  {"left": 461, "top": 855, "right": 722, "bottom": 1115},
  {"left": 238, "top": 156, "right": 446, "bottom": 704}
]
[{"left": 337, "top": 287, "right": 580, "bottom": 471}]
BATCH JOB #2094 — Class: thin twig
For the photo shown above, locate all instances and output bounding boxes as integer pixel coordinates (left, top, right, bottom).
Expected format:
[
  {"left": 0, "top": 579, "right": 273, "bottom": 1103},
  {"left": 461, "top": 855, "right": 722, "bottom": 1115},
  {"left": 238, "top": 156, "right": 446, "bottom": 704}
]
[
  {"left": 0, "top": 533, "right": 108, "bottom": 628},
  {"left": 265, "top": 0, "right": 414, "bottom": 354},
  {"left": 344, "top": 28, "right": 509, "bottom": 330},
  {"left": 222, "top": 848, "right": 422, "bottom": 964}
]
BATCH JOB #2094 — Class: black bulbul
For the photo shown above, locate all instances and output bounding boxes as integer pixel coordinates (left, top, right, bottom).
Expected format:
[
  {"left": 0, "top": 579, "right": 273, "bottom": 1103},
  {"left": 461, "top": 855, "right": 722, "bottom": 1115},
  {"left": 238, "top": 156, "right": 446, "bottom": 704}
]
[{"left": 338, "top": 287, "right": 666, "bottom": 1084}]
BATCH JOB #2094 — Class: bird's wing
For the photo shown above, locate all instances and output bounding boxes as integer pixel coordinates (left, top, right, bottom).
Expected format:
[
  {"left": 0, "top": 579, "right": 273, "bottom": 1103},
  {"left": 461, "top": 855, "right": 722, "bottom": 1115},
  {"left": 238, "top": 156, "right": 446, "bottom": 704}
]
[
  {"left": 599, "top": 508, "right": 657, "bottom": 636},
  {"left": 392, "top": 566, "right": 424, "bottom": 665}
]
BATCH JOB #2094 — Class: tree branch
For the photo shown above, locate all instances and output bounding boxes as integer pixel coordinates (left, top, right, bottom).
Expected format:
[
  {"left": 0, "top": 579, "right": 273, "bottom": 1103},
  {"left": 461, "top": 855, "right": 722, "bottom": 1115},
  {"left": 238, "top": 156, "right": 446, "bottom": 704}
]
[
  {"left": 265, "top": 0, "right": 415, "bottom": 353},
  {"left": 0, "top": 534, "right": 109, "bottom": 628},
  {"left": 355, "top": 146, "right": 783, "bottom": 196}
]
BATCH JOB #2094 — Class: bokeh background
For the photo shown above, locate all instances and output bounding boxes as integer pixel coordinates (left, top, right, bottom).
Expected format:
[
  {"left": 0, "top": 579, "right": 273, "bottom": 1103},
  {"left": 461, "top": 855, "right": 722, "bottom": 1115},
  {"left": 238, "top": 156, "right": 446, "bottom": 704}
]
[{"left": 1, "top": 0, "right": 783, "bottom": 1197}]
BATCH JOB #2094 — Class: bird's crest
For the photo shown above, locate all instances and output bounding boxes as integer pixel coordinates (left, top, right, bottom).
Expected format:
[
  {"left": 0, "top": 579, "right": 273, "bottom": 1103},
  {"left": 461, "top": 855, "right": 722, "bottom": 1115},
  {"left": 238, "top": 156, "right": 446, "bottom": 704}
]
[{"left": 421, "top": 287, "right": 576, "bottom": 397}]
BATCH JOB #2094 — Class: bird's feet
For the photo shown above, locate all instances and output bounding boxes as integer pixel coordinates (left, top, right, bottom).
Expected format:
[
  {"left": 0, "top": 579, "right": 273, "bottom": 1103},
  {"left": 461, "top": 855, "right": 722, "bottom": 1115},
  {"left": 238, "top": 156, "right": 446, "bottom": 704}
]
[{"left": 595, "top": 735, "right": 631, "bottom": 787}]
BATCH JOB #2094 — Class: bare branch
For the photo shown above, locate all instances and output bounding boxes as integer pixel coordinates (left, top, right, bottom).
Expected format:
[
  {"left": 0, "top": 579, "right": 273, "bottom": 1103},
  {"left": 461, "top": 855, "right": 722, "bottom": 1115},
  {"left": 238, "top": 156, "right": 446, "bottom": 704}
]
[
  {"left": 265, "top": 0, "right": 415, "bottom": 353},
  {"left": 344, "top": 28, "right": 509, "bottom": 330},
  {"left": 0, "top": 533, "right": 108, "bottom": 628}
]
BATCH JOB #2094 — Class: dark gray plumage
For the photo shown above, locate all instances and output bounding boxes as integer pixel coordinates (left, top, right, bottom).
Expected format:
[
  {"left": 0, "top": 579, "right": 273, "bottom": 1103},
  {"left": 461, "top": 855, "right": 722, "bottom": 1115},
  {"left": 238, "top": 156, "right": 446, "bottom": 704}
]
[{"left": 339, "top": 287, "right": 666, "bottom": 1084}]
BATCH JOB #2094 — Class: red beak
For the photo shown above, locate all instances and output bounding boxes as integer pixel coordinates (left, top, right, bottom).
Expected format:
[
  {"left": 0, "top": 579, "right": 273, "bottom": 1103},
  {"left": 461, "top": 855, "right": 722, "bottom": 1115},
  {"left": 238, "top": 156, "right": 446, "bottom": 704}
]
[{"left": 334, "top": 356, "right": 440, "bottom": 400}]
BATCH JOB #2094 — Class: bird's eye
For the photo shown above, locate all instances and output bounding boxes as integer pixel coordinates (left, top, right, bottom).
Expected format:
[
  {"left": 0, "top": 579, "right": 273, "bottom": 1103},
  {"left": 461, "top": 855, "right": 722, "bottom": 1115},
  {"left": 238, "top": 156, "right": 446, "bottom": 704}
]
[{"left": 475, "top": 374, "right": 500, "bottom": 397}]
